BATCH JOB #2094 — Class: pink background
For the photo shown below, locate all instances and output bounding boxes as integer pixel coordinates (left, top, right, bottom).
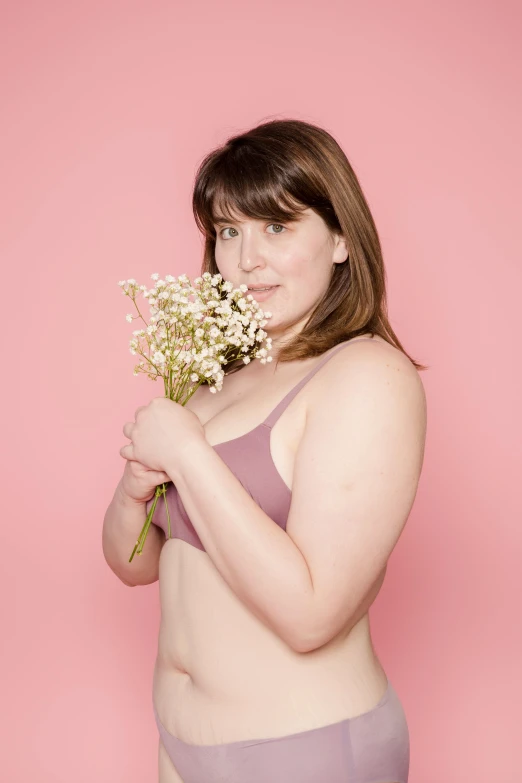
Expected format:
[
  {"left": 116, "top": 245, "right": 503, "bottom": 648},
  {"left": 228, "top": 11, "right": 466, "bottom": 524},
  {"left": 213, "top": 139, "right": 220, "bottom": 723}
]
[{"left": 2, "top": 1, "right": 520, "bottom": 781}]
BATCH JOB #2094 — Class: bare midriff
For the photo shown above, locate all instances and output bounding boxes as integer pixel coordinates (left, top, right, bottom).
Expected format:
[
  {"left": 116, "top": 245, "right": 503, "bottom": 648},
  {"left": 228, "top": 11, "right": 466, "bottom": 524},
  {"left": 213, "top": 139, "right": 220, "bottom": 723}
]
[{"left": 152, "top": 335, "right": 391, "bottom": 746}]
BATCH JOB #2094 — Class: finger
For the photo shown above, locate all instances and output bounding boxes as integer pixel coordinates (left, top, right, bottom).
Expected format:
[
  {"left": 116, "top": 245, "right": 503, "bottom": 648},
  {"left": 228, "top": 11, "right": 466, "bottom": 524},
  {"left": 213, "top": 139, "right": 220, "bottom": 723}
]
[
  {"left": 122, "top": 422, "right": 133, "bottom": 439},
  {"left": 119, "top": 443, "right": 134, "bottom": 459},
  {"left": 134, "top": 405, "right": 147, "bottom": 419}
]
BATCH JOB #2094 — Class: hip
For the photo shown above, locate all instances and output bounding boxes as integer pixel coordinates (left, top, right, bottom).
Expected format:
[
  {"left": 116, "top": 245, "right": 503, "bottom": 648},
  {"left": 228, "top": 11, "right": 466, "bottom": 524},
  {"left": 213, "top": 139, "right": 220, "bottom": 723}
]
[{"left": 153, "top": 677, "right": 410, "bottom": 783}]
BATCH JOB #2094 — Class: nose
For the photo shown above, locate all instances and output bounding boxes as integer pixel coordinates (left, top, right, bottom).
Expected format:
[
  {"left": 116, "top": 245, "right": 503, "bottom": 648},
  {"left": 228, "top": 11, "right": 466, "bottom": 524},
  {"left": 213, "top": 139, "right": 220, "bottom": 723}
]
[{"left": 238, "top": 228, "right": 266, "bottom": 271}]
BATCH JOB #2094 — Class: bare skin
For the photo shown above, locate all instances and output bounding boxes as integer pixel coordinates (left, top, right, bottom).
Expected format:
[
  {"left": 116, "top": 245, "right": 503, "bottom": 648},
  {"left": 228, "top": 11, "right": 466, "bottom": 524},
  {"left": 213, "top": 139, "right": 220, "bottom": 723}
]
[{"left": 153, "top": 333, "right": 420, "bottom": 782}]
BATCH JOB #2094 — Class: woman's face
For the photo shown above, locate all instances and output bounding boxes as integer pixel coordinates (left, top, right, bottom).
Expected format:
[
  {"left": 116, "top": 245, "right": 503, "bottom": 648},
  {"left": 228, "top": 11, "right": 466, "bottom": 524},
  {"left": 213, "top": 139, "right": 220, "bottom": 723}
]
[{"left": 212, "top": 206, "right": 348, "bottom": 343}]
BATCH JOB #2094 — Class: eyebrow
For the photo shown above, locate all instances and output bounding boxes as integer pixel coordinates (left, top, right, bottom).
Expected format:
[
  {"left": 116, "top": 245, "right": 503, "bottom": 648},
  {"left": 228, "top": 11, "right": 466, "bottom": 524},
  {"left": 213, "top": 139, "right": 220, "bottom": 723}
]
[
  {"left": 213, "top": 215, "right": 240, "bottom": 225},
  {"left": 213, "top": 214, "right": 301, "bottom": 226}
]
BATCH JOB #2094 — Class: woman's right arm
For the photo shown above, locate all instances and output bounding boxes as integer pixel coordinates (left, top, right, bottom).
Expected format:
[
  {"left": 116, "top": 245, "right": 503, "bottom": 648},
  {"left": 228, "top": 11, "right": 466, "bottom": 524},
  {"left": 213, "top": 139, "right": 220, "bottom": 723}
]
[{"left": 102, "top": 479, "right": 165, "bottom": 587}]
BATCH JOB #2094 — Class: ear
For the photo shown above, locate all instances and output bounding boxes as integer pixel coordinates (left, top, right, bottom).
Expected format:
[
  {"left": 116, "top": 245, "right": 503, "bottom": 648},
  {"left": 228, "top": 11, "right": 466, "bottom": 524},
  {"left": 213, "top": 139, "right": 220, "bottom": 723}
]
[{"left": 332, "top": 233, "right": 349, "bottom": 264}]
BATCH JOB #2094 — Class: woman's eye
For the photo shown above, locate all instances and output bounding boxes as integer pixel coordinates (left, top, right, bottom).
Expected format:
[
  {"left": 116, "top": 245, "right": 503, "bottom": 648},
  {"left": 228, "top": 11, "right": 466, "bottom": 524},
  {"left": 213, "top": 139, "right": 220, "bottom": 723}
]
[
  {"left": 219, "top": 227, "right": 238, "bottom": 239},
  {"left": 218, "top": 223, "right": 286, "bottom": 239}
]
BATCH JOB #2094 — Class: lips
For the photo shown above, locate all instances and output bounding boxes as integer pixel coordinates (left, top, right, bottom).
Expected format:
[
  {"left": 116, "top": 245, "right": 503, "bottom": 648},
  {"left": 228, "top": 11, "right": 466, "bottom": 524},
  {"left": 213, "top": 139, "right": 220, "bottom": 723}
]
[{"left": 247, "top": 286, "right": 279, "bottom": 301}]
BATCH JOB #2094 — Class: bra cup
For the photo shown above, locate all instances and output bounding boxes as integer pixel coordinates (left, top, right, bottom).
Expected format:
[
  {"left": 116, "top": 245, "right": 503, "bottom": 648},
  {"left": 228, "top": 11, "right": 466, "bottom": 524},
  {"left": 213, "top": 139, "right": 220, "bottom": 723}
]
[{"left": 150, "top": 338, "right": 377, "bottom": 552}]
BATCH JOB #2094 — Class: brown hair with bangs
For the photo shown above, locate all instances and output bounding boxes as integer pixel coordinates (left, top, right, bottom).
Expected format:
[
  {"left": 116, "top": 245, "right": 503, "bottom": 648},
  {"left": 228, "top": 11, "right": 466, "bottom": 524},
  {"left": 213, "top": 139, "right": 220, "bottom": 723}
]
[{"left": 192, "top": 118, "right": 428, "bottom": 373}]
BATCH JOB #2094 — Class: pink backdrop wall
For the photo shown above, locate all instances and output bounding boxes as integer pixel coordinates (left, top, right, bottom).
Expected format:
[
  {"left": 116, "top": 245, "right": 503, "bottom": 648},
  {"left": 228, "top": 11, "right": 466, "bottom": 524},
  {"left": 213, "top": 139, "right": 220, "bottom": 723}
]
[{"left": 2, "top": 1, "right": 520, "bottom": 781}]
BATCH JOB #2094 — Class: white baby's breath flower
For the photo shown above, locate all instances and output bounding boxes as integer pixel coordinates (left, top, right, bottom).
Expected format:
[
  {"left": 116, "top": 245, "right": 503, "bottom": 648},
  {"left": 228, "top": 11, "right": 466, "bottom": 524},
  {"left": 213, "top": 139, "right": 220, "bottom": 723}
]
[
  {"left": 125, "top": 314, "right": 133, "bottom": 322},
  {"left": 120, "top": 272, "right": 272, "bottom": 401},
  {"left": 120, "top": 270, "right": 276, "bottom": 561}
]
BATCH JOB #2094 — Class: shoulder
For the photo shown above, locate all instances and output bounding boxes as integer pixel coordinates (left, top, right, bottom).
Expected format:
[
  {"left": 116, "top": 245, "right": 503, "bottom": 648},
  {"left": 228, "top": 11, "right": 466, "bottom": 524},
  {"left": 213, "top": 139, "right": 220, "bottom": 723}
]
[
  {"left": 315, "top": 336, "right": 424, "bottom": 389},
  {"left": 307, "top": 337, "right": 427, "bottom": 430}
]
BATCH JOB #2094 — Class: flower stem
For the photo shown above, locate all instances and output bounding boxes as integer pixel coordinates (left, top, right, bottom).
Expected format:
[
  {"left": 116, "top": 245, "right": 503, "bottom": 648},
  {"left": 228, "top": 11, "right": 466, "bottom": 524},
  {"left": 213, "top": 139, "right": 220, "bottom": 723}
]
[{"left": 128, "top": 482, "right": 170, "bottom": 562}]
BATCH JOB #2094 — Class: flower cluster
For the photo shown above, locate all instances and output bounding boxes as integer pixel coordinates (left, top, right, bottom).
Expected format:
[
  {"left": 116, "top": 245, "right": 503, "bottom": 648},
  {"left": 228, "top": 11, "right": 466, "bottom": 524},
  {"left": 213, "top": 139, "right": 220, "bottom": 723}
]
[
  {"left": 118, "top": 272, "right": 273, "bottom": 562},
  {"left": 118, "top": 272, "right": 273, "bottom": 404}
]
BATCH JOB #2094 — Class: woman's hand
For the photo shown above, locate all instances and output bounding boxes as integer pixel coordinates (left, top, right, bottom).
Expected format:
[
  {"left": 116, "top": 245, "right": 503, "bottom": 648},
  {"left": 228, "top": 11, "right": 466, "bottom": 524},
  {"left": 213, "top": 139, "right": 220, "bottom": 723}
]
[
  {"left": 119, "top": 458, "right": 172, "bottom": 505},
  {"left": 119, "top": 396, "right": 207, "bottom": 476}
]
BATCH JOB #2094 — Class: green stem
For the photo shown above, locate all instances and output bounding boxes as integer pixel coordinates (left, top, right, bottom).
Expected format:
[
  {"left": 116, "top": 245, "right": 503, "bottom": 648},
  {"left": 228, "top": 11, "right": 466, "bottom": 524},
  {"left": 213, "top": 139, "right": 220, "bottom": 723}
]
[{"left": 128, "top": 482, "right": 170, "bottom": 562}]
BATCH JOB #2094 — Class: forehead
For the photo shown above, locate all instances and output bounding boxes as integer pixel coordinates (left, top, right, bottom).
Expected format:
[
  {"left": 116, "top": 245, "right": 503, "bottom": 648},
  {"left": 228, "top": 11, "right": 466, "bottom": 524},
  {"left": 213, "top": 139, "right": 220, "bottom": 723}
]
[{"left": 212, "top": 205, "right": 313, "bottom": 225}]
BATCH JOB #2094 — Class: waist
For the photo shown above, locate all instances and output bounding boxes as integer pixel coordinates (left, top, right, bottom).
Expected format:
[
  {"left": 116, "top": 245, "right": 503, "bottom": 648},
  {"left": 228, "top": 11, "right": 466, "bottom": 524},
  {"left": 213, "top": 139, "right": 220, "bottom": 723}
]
[{"left": 154, "top": 617, "right": 386, "bottom": 745}]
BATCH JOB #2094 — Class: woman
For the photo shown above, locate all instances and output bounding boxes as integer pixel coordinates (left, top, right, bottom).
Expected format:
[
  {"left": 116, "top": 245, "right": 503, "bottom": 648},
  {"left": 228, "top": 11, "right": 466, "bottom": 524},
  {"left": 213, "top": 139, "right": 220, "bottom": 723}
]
[{"left": 103, "top": 119, "right": 427, "bottom": 782}]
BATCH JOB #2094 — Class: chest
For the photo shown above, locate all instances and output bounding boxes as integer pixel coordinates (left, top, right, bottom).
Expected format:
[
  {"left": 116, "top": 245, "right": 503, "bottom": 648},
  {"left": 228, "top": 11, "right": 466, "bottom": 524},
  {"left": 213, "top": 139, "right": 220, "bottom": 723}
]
[
  {"left": 186, "top": 368, "right": 308, "bottom": 485},
  {"left": 150, "top": 361, "right": 323, "bottom": 546}
]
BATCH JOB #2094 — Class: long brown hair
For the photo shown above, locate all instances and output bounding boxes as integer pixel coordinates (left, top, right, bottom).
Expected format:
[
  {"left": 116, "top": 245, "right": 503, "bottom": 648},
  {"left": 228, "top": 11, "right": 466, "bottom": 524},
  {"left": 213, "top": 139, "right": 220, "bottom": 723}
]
[{"left": 192, "top": 118, "right": 428, "bottom": 372}]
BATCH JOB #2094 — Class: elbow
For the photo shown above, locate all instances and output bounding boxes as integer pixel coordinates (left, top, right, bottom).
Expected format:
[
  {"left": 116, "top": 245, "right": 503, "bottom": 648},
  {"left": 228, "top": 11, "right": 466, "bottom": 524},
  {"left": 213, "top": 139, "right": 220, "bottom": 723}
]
[
  {"left": 289, "top": 622, "right": 334, "bottom": 654},
  {"left": 287, "top": 625, "right": 330, "bottom": 655},
  {"left": 283, "top": 615, "right": 331, "bottom": 655},
  {"left": 103, "top": 555, "right": 138, "bottom": 587},
  {"left": 291, "top": 567, "right": 390, "bottom": 652},
  {"left": 287, "top": 607, "right": 358, "bottom": 655},
  {"left": 110, "top": 564, "right": 137, "bottom": 587},
  {"left": 288, "top": 632, "right": 319, "bottom": 655}
]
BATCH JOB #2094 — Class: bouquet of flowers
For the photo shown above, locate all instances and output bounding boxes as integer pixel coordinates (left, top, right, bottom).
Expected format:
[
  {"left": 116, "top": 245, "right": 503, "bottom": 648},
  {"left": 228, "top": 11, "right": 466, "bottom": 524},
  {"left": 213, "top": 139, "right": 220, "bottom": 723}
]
[{"left": 118, "top": 271, "right": 273, "bottom": 562}]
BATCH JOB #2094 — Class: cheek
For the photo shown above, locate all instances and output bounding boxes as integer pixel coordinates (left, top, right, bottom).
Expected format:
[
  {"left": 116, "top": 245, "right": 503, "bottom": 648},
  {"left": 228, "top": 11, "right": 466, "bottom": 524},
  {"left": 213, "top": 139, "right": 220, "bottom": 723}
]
[
  {"left": 281, "top": 253, "right": 312, "bottom": 276},
  {"left": 213, "top": 257, "right": 238, "bottom": 284},
  {"left": 287, "top": 255, "right": 326, "bottom": 285},
  {"left": 213, "top": 247, "right": 228, "bottom": 272}
]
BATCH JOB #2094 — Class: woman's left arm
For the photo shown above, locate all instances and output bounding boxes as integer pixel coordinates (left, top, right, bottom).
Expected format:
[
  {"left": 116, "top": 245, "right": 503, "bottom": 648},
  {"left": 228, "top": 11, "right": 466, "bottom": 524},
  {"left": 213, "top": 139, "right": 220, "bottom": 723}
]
[{"left": 165, "top": 347, "right": 427, "bottom": 653}]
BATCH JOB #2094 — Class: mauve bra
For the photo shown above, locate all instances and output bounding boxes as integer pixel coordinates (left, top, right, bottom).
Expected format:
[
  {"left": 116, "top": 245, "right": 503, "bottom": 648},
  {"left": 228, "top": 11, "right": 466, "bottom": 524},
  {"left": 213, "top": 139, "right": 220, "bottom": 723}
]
[{"left": 148, "top": 337, "right": 377, "bottom": 550}]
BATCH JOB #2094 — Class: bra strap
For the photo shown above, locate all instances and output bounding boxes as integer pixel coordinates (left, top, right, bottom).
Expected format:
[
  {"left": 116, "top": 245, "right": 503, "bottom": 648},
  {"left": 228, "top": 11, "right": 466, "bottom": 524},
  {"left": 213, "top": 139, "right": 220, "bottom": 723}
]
[{"left": 263, "top": 337, "right": 379, "bottom": 429}]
